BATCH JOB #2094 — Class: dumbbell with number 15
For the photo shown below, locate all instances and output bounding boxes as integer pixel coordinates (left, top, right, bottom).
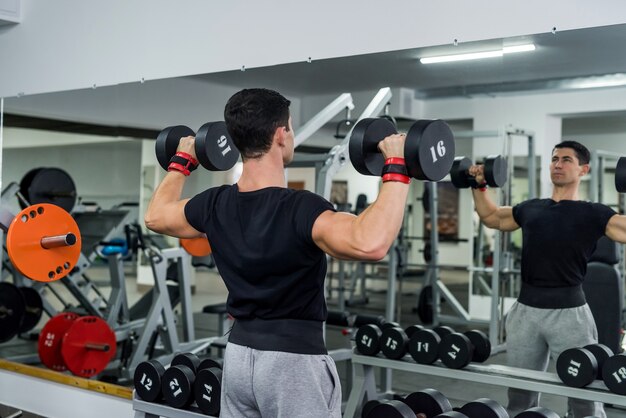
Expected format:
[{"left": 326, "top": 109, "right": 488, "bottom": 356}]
[{"left": 349, "top": 118, "right": 456, "bottom": 182}]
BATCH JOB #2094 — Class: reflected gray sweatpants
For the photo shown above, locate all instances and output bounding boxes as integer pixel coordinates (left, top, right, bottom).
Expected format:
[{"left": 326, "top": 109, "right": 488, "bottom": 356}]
[
  {"left": 505, "top": 301, "right": 606, "bottom": 418},
  {"left": 220, "top": 342, "right": 342, "bottom": 418}
]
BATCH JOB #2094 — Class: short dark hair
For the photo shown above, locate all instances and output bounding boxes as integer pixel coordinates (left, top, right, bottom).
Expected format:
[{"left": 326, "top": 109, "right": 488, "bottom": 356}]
[
  {"left": 553, "top": 140, "right": 590, "bottom": 165},
  {"left": 224, "top": 88, "right": 291, "bottom": 160}
]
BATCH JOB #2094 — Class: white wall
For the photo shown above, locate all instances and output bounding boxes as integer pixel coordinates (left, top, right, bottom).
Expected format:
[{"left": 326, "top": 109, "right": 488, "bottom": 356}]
[
  {"left": 2, "top": 1, "right": 626, "bottom": 97},
  {"left": 3, "top": 128, "right": 142, "bottom": 210}
]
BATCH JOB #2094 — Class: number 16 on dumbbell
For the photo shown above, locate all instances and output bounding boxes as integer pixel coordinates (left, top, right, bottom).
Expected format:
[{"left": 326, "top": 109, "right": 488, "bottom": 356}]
[
  {"left": 349, "top": 118, "right": 456, "bottom": 182},
  {"left": 155, "top": 123, "right": 240, "bottom": 172}
]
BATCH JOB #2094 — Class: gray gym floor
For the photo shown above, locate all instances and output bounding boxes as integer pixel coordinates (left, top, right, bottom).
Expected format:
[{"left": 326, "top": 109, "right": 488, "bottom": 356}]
[{"left": 1, "top": 263, "right": 625, "bottom": 418}]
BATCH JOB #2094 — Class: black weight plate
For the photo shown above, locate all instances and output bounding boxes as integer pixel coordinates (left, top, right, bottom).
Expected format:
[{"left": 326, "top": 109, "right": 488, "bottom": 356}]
[
  {"left": 450, "top": 157, "right": 473, "bottom": 188},
  {"left": 198, "top": 357, "right": 224, "bottom": 371},
  {"left": 438, "top": 332, "right": 473, "bottom": 369},
  {"left": 134, "top": 359, "right": 166, "bottom": 402},
  {"left": 195, "top": 121, "right": 240, "bottom": 171},
  {"left": 194, "top": 367, "right": 222, "bottom": 416},
  {"left": 381, "top": 321, "right": 401, "bottom": 330},
  {"left": 19, "top": 168, "right": 43, "bottom": 209},
  {"left": 514, "top": 406, "right": 560, "bottom": 418},
  {"left": 349, "top": 118, "right": 398, "bottom": 176},
  {"left": 616, "top": 157, "right": 626, "bottom": 193},
  {"left": 171, "top": 352, "right": 202, "bottom": 374},
  {"left": 465, "top": 330, "right": 491, "bottom": 363},
  {"left": 24, "top": 168, "right": 77, "bottom": 212},
  {"left": 403, "top": 388, "right": 452, "bottom": 416},
  {"left": 380, "top": 326, "right": 409, "bottom": 360},
  {"left": 404, "top": 325, "right": 424, "bottom": 339},
  {"left": 162, "top": 364, "right": 195, "bottom": 408},
  {"left": 556, "top": 347, "right": 597, "bottom": 388},
  {"left": 355, "top": 324, "right": 383, "bottom": 356},
  {"left": 583, "top": 343, "right": 614, "bottom": 380},
  {"left": 155, "top": 125, "right": 196, "bottom": 170},
  {"left": 433, "top": 325, "right": 455, "bottom": 339},
  {"left": 602, "top": 353, "right": 626, "bottom": 395},
  {"left": 0, "top": 282, "right": 26, "bottom": 343},
  {"left": 368, "top": 400, "right": 415, "bottom": 418},
  {"left": 405, "top": 119, "right": 455, "bottom": 181},
  {"left": 484, "top": 155, "right": 508, "bottom": 188},
  {"left": 362, "top": 399, "right": 381, "bottom": 418},
  {"left": 459, "top": 398, "right": 509, "bottom": 418},
  {"left": 408, "top": 328, "right": 441, "bottom": 364},
  {"left": 18, "top": 286, "right": 43, "bottom": 333}
]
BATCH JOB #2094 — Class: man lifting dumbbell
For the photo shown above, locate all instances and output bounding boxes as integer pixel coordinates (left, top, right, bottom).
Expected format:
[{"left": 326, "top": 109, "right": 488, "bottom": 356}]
[
  {"left": 468, "top": 140, "right": 626, "bottom": 418},
  {"left": 145, "top": 88, "right": 455, "bottom": 418}
]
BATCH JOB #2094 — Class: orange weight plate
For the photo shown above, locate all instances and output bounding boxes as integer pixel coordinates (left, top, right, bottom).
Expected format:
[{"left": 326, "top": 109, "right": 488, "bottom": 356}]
[
  {"left": 38, "top": 312, "right": 79, "bottom": 372},
  {"left": 61, "top": 316, "right": 117, "bottom": 378},
  {"left": 7, "top": 204, "right": 82, "bottom": 282},
  {"left": 180, "top": 237, "right": 212, "bottom": 257}
]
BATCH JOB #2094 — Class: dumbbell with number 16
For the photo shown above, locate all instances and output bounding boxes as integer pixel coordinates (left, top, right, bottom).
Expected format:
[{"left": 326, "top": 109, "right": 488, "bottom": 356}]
[
  {"left": 349, "top": 118, "right": 456, "bottom": 182},
  {"left": 155, "top": 122, "right": 240, "bottom": 172}
]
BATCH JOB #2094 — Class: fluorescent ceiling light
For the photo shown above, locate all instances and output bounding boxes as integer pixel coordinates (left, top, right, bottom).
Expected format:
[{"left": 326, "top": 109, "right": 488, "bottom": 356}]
[{"left": 421, "top": 43, "right": 535, "bottom": 64}]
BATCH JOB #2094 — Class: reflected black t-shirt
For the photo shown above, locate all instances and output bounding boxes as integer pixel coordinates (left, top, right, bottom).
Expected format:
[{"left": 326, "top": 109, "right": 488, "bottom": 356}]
[
  {"left": 512, "top": 199, "right": 616, "bottom": 287},
  {"left": 184, "top": 185, "right": 335, "bottom": 321}
]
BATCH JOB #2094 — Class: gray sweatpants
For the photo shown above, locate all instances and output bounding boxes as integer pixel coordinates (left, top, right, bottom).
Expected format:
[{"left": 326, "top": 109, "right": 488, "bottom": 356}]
[
  {"left": 220, "top": 342, "right": 342, "bottom": 418},
  {"left": 505, "top": 301, "right": 606, "bottom": 418}
]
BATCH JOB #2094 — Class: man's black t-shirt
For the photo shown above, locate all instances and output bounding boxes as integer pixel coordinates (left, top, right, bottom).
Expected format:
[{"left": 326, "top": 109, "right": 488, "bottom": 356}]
[
  {"left": 184, "top": 185, "right": 335, "bottom": 322},
  {"left": 512, "top": 198, "right": 616, "bottom": 307}
]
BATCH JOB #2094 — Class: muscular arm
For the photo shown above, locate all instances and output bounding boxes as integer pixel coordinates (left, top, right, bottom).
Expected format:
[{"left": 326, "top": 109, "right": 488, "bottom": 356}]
[
  {"left": 144, "top": 136, "right": 203, "bottom": 238},
  {"left": 312, "top": 132, "right": 410, "bottom": 261},
  {"left": 472, "top": 189, "right": 519, "bottom": 231},
  {"left": 605, "top": 214, "right": 626, "bottom": 243},
  {"left": 468, "top": 164, "right": 519, "bottom": 232},
  {"left": 312, "top": 181, "right": 409, "bottom": 261}
]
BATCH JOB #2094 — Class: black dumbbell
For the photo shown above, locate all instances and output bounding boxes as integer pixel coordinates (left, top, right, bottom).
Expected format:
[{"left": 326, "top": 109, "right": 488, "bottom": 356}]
[
  {"left": 198, "top": 356, "right": 224, "bottom": 371},
  {"left": 514, "top": 407, "right": 560, "bottom": 417},
  {"left": 615, "top": 156, "right": 626, "bottom": 193},
  {"left": 402, "top": 388, "right": 453, "bottom": 417},
  {"left": 408, "top": 326, "right": 454, "bottom": 365},
  {"left": 458, "top": 398, "right": 509, "bottom": 418},
  {"left": 404, "top": 325, "right": 424, "bottom": 339},
  {"left": 602, "top": 352, "right": 626, "bottom": 394},
  {"left": 134, "top": 359, "right": 167, "bottom": 402},
  {"left": 556, "top": 343, "right": 614, "bottom": 388},
  {"left": 162, "top": 363, "right": 196, "bottom": 409},
  {"left": 365, "top": 399, "right": 417, "bottom": 418},
  {"left": 349, "top": 117, "right": 456, "bottom": 182},
  {"left": 380, "top": 326, "right": 410, "bottom": 360},
  {"left": 450, "top": 155, "right": 507, "bottom": 188},
  {"left": 155, "top": 122, "right": 240, "bottom": 172},
  {"left": 171, "top": 352, "right": 202, "bottom": 374},
  {"left": 355, "top": 324, "right": 383, "bottom": 356},
  {"left": 194, "top": 366, "right": 222, "bottom": 416},
  {"left": 438, "top": 330, "right": 491, "bottom": 369}
]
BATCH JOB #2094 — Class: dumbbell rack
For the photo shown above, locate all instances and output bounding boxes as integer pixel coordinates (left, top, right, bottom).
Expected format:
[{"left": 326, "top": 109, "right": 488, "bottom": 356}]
[
  {"left": 132, "top": 392, "right": 216, "bottom": 418},
  {"left": 344, "top": 350, "right": 626, "bottom": 418}
]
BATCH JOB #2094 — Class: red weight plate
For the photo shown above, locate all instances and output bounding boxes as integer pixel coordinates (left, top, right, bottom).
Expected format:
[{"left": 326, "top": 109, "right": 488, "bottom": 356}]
[
  {"left": 38, "top": 312, "right": 79, "bottom": 371},
  {"left": 61, "top": 316, "right": 117, "bottom": 378},
  {"left": 7, "top": 204, "right": 82, "bottom": 282}
]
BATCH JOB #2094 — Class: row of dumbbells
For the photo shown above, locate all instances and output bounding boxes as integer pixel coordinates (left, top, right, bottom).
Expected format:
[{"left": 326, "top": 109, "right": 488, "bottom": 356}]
[
  {"left": 557, "top": 343, "right": 626, "bottom": 395},
  {"left": 133, "top": 352, "right": 223, "bottom": 416},
  {"left": 362, "top": 387, "right": 559, "bottom": 418},
  {"left": 356, "top": 323, "right": 491, "bottom": 369}
]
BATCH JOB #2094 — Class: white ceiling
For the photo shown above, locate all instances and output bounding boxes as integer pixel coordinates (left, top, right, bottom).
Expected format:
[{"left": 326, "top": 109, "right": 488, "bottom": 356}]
[{"left": 193, "top": 24, "right": 626, "bottom": 99}]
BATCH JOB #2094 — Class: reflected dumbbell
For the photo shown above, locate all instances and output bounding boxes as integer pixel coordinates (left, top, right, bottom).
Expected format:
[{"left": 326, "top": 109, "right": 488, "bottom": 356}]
[{"left": 450, "top": 155, "right": 508, "bottom": 189}]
